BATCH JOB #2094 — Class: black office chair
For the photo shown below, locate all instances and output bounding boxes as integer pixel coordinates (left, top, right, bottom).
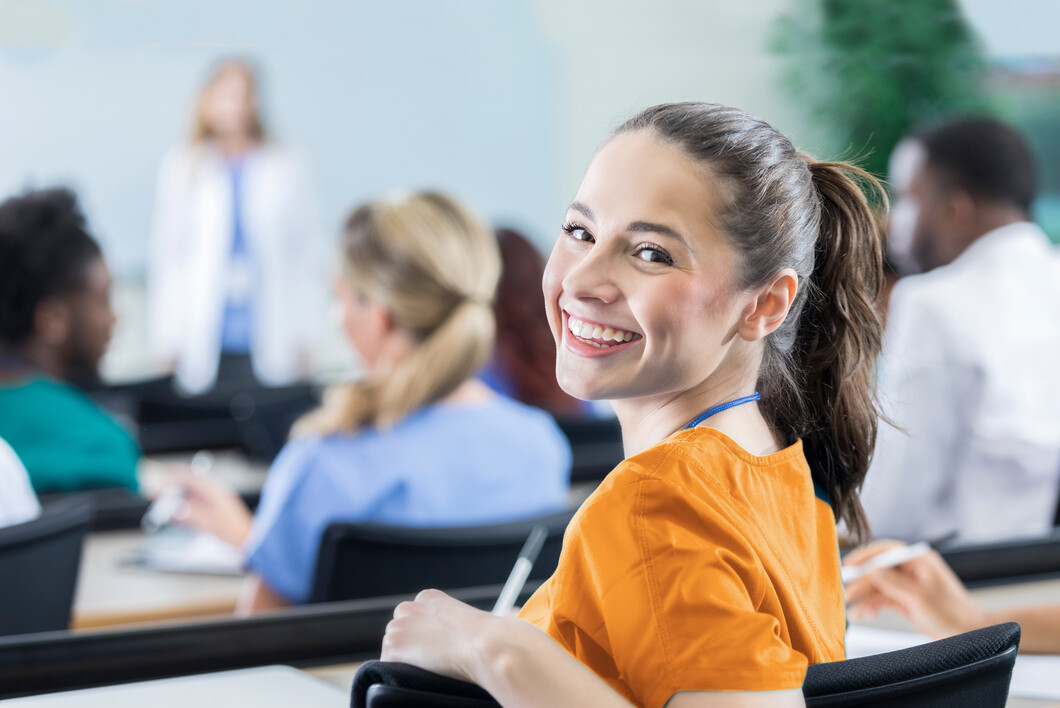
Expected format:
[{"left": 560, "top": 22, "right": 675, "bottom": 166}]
[
  {"left": 308, "top": 506, "right": 576, "bottom": 604},
  {"left": 554, "top": 415, "right": 624, "bottom": 484},
  {"left": 133, "top": 378, "right": 319, "bottom": 461},
  {"left": 1052, "top": 466, "right": 1060, "bottom": 527},
  {"left": 939, "top": 526, "right": 1060, "bottom": 587},
  {"left": 0, "top": 498, "right": 92, "bottom": 636},
  {"left": 803, "top": 622, "right": 1020, "bottom": 707},
  {"left": 351, "top": 623, "right": 1021, "bottom": 708}
]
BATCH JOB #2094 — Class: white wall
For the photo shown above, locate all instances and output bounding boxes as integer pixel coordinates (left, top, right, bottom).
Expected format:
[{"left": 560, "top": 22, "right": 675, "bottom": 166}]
[
  {"left": 0, "top": 0, "right": 558, "bottom": 276},
  {"left": 535, "top": 0, "right": 825, "bottom": 225}
]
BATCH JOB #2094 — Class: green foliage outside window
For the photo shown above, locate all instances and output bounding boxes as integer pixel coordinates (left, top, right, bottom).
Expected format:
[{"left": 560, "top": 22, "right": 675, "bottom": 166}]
[{"left": 772, "top": 0, "right": 991, "bottom": 181}]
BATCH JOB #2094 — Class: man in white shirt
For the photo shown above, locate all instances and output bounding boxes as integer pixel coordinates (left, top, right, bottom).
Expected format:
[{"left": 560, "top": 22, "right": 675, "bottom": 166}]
[
  {"left": 0, "top": 437, "right": 40, "bottom": 529},
  {"left": 862, "top": 117, "right": 1060, "bottom": 543}
]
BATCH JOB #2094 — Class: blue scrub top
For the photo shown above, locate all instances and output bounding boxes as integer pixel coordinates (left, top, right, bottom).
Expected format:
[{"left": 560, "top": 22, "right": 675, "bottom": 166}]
[
  {"left": 244, "top": 394, "right": 572, "bottom": 603},
  {"left": 220, "top": 157, "right": 254, "bottom": 353}
]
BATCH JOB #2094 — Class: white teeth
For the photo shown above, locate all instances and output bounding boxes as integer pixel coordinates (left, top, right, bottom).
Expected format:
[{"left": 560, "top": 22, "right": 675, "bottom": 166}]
[{"left": 566, "top": 314, "right": 638, "bottom": 345}]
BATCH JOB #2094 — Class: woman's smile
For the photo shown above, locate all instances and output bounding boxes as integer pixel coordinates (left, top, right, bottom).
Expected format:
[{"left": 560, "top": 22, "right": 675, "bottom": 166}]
[{"left": 563, "top": 311, "right": 641, "bottom": 353}]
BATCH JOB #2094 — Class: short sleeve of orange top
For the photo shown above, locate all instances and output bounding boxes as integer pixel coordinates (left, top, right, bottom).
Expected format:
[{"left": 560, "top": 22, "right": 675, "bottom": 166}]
[{"left": 519, "top": 427, "right": 845, "bottom": 708}]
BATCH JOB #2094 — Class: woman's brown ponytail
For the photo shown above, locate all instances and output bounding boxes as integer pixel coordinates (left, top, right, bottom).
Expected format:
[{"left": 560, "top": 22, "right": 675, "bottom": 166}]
[{"left": 792, "top": 160, "right": 887, "bottom": 543}]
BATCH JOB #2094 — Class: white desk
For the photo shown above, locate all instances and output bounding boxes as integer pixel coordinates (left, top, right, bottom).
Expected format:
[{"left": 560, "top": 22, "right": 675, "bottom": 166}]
[
  {"left": 852, "top": 577, "right": 1060, "bottom": 708},
  {"left": 0, "top": 665, "right": 347, "bottom": 707},
  {"left": 139, "top": 449, "right": 269, "bottom": 498},
  {"left": 71, "top": 529, "right": 244, "bottom": 630},
  {"left": 69, "top": 449, "right": 267, "bottom": 630}
]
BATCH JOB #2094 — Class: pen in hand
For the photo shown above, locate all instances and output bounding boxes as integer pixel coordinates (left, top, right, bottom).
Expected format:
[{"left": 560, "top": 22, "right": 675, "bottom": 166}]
[
  {"left": 841, "top": 541, "right": 931, "bottom": 585},
  {"left": 493, "top": 525, "right": 548, "bottom": 616}
]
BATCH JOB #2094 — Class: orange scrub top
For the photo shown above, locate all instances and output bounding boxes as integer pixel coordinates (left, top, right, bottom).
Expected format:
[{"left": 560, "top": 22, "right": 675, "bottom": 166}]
[{"left": 519, "top": 426, "right": 845, "bottom": 708}]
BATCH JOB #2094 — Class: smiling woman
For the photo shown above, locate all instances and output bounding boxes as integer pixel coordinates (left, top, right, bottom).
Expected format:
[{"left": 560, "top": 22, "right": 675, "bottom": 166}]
[{"left": 378, "top": 103, "right": 887, "bottom": 708}]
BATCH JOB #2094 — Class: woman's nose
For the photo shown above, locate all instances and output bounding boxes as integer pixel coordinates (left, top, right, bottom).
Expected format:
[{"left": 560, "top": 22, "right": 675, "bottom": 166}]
[{"left": 560, "top": 245, "right": 621, "bottom": 304}]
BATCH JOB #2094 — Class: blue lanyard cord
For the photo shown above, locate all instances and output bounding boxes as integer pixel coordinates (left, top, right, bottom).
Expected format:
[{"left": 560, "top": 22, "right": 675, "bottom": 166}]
[{"left": 683, "top": 392, "right": 762, "bottom": 430}]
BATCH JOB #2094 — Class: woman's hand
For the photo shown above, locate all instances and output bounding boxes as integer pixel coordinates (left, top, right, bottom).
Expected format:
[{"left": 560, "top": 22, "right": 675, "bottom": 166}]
[
  {"left": 380, "top": 589, "right": 636, "bottom": 708},
  {"left": 381, "top": 589, "right": 500, "bottom": 682},
  {"left": 845, "top": 540, "right": 988, "bottom": 639},
  {"left": 168, "top": 470, "right": 254, "bottom": 548}
]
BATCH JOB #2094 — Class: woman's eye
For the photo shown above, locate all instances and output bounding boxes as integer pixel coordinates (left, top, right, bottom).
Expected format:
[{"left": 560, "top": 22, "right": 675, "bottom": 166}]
[
  {"left": 562, "top": 223, "right": 593, "bottom": 243},
  {"left": 635, "top": 245, "right": 674, "bottom": 265}
]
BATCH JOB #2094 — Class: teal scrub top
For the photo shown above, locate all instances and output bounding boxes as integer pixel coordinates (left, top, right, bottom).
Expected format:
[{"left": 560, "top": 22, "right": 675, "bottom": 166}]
[{"left": 0, "top": 376, "right": 140, "bottom": 494}]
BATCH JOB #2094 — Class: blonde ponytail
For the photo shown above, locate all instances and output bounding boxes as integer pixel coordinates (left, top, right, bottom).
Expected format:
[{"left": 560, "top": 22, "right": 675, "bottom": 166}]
[{"left": 293, "top": 192, "right": 500, "bottom": 436}]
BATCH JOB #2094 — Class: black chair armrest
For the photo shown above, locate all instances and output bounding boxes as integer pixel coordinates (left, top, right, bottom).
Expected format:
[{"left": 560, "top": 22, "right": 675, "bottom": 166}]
[{"left": 352, "top": 661, "right": 500, "bottom": 708}]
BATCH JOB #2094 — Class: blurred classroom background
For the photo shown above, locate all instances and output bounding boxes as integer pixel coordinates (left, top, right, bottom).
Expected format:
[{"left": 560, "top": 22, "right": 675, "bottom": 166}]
[
  {"left": 2, "top": 0, "right": 1054, "bottom": 386},
  {"left": 3, "top": 1, "right": 1060, "bottom": 704}
]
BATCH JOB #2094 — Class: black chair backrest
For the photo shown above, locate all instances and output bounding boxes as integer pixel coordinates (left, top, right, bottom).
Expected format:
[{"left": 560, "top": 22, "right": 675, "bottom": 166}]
[
  {"left": 803, "top": 622, "right": 1020, "bottom": 707},
  {"left": 939, "top": 526, "right": 1060, "bottom": 587},
  {"left": 1053, "top": 467, "right": 1060, "bottom": 527},
  {"left": 0, "top": 498, "right": 91, "bottom": 636},
  {"left": 351, "top": 623, "right": 1020, "bottom": 708},
  {"left": 0, "top": 584, "right": 535, "bottom": 699},
  {"left": 554, "top": 415, "right": 623, "bottom": 484},
  {"left": 309, "top": 506, "right": 576, "bottom": 604},
  {"left": 129, "top": 376, "right": 319, "bottom": 460}
]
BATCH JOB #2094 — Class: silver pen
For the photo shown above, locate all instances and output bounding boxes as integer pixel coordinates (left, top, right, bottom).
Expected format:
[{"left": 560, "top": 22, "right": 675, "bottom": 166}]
[{"left": 492, "top": 525, "right": 548, "bottom": 616}]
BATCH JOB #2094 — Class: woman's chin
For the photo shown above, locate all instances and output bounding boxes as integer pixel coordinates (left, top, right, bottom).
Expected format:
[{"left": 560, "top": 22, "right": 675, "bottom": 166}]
[{"left": 556, "top": 375, "right": 610, "bottom": 403}]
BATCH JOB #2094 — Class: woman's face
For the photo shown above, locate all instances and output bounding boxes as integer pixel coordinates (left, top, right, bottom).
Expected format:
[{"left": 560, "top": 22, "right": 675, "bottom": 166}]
[
  {"left": 203, "top": 66, "right": 254, "bottom": 138},
  {"left": 542, "top": 130, "right": 751, "bottom": 404},
  {"left": 336, "top": 275, "right": 387, "bottom": 371}
]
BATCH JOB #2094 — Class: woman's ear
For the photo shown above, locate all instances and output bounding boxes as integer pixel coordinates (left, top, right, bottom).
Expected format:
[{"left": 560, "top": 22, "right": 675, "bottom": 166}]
[{"left": 738, "top": 269, "right": 798, "bottom": 342}]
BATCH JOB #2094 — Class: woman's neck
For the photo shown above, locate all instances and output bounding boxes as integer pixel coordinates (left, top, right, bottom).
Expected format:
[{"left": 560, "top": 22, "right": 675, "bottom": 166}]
[
  {"left": 439, "top": 378, "right": 495, "bottom": 406},
  {"left": 612, "top": 379, "right": 782, "bottom": 459},
  {"left": 215, "top": 133, "right": 254, "bottom": 157}
]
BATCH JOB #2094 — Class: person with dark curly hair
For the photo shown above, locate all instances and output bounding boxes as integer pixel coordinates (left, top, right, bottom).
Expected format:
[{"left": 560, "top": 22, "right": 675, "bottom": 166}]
[{"left": 0, "top": 188, "right": 139, "bottom": 494}]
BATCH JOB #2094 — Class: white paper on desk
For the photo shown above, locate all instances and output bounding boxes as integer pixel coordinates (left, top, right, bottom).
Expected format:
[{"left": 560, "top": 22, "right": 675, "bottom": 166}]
[
  {"left": 846, "top": 625, "right": 1060, "bottom": 699},
  {"left": 122, "top": 528, "right": 244, "bottom": 576}
]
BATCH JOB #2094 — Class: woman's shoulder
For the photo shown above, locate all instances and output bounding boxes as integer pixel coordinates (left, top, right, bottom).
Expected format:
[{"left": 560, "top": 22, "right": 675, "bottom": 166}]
[
  {"left": 249, "top": 142, "right": 309, "bottom": 171},
  {"left": 270, "top": 433, "right": 361, "bottom": 475},
  {"left": 415, "top": 395, "right": 563, "bottom": 437},
  {"left": 588, "top": 427, "right": 808, "bottom": 516},
  {"left": 260, "top": 433, "right": 369, "bottom": 509}
]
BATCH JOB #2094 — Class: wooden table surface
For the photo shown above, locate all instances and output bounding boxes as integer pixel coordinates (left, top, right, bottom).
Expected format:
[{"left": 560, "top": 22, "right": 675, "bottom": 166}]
[{"left": 71, "top": 529, "right": 245, "bottom": 630}]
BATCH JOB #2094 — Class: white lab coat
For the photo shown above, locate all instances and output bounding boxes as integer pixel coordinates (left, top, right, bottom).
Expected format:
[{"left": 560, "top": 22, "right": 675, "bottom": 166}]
[
  {"left": 861, "top": 222, "right": 1060, "bottom": 543},
  {"left": 0, "top": 438, "right": 39, "bottom": 530},
  {"left": 148, "top": 142, "right": 326, "bottom": 394}
]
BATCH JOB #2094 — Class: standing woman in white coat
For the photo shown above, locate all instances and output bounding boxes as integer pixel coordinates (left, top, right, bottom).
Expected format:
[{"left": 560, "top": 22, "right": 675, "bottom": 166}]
[{"left": 149, "top": 59, "right": 324, "bottom": 395}]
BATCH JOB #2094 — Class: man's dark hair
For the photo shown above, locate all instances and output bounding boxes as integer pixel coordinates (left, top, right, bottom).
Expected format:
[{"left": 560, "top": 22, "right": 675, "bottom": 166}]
[
  {"left": 917, "top": 117, "right": 1038, "bottom": 213},
  {"left": 0, "top": 188, "right": 102, "bottom": 347}
]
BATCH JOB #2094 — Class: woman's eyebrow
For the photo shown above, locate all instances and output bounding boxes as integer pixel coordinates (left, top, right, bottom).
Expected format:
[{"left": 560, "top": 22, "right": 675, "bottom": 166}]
[
  {"left": 627, "top": 221, "right": 689, "bottom": 249},
  {"left": 567, "top": 201, "right": 595, "bottom": 221},
  {"left": 567, "top": 203, "right": 692, "bottom": 251}
]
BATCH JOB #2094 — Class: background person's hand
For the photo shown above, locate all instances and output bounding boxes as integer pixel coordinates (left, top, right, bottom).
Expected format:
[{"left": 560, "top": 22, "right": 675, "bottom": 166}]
[
  {"left": 845, "top": 539, "right": 988, "bottom": 639},
  {"left": 168, "top": 469, "right": 254, "bottom": 548}
]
